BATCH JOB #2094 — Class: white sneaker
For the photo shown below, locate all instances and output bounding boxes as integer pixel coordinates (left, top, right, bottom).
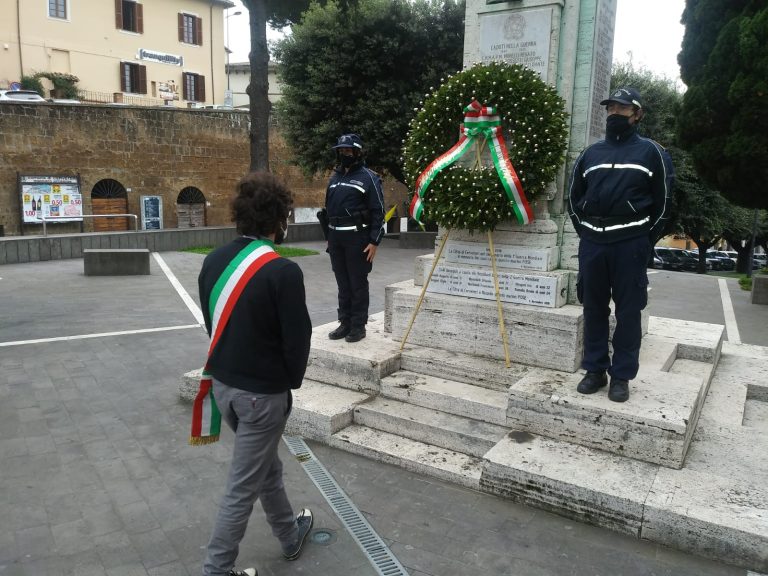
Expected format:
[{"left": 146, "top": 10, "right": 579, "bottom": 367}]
[{"left": 228, "top": 569, "right": 256, "bottom": 576}]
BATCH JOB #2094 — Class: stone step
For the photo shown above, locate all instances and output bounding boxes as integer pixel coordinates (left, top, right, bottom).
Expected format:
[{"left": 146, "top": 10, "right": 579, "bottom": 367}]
[
  {"left": 480, "top": 430, "right": 659, "bottom": 537},
  {"left": 286, "top": 379, "right": 372, "bottom": 441},
  {"left": 647, "top": 316, "right": 724, "bottom": 364},
  {"left": 400, "top": 345, "right": 529, "bottom": 392},
  {"left": 329, "top": 424, "right": 483, "bottom": 490},
  {"left": 380, "top": 370, "right": 509, "bottom": 425},
  {"left": 643, "top": 466, "right": 768, "bottom": 572},
  {"left": 353, "top": 396, "right": 510, "bottom": 458},
  {"left": 305, "top": 312, "right": 401, "bottom": 394},
  {"left": 506, "top": 363, "right": 711, "bottom": 469}
]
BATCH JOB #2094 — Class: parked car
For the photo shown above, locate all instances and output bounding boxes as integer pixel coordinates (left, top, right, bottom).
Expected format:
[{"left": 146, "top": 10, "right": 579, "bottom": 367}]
[
  {"left": 648, "top": 253, "right": 663, "bottom": 268},
  {"left": 654, "top": 248, "right": 684, "bottom": 271},
  {"left": 679, "top": 249, "right": 712, "bottom": 271},
  {"left": 662, "top": 248, "right": 700, "bottom": 272},
  {"left": 0, "top": 89, "right": 46, "bottom": 102},
  {"left": 706, "top": 250, "right": 736, "bottom": 271},
  {"left": 687, "top": 248, "right": 719, "bottom": 270}
]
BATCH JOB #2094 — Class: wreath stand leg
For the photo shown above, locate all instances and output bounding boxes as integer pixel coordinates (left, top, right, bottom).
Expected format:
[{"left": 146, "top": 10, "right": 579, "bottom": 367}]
[
  {"left": 487, "top": 231, "right": 511, "bottom": 368},
  {"left": 400, "top": 228, "right": 451, "bottom": 351}
]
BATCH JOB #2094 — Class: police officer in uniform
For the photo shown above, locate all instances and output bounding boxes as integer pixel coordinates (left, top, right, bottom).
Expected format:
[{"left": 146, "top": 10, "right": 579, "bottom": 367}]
[
  {"left": 324, "top": 134, "right": 385, "bottom": 343},
  {"left": 568, "top": 87, "right": 672, "bottom": 402}
]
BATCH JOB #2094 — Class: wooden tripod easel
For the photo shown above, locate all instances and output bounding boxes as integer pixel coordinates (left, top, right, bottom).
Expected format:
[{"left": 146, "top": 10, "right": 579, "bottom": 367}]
[
  {"left": 401, "top": 135, "right": 512, "bottom": 367},
  {"left": 399, "top": 228, "right": 512, "bottom": 368}
]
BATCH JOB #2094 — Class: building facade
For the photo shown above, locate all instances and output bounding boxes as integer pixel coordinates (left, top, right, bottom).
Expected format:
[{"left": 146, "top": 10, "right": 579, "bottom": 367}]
[
  {"left": 225, "top": 60, "right": 281, "bottom": 108},
  {"left": 0, "top": 0, "right": 234, "bottom": 106}
]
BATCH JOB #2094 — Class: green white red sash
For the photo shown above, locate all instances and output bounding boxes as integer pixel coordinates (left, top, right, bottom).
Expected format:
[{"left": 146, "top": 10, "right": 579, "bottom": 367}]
[
  {"left": 189, "top": 239, "right": 279, "bottom": 445},
  {"left": 409, "top": 100, "right": 533, "bottom": 226}
]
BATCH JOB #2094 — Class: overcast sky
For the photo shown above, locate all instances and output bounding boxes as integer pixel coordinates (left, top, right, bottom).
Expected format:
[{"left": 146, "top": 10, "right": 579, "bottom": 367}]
[{"left": 225, "top": 0, "right": 687, "bottom": 86}]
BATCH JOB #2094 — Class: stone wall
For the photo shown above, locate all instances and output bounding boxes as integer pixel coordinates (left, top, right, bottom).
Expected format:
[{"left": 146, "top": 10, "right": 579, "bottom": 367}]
[{"left": 0, "top": 103, "right": 411, "bottom": 237}]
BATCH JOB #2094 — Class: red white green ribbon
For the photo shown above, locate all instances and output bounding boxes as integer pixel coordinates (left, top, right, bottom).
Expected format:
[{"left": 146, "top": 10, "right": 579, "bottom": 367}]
[
  {"left": 190, "top": 239, "right": 279, "bottom": 445},
  {"left": 409, "top": 100, "right": 533, "bottom": 226}
]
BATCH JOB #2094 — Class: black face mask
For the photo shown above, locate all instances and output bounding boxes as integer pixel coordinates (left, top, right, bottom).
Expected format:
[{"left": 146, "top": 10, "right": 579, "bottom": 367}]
[
  {"left": 340, "top": 153, "right": 359, "bottom": 168},
  {"left": 605, "top": 114, "right": 633, "bottom": 139}
]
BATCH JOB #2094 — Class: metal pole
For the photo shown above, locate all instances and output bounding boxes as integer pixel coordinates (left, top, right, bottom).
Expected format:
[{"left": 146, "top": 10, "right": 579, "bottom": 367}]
[
  {"left": 746, "top": 208, "right": 758, "bottom": 279},
  {"left": 226, "top": 14, "right": 231, "bottom": 91}
]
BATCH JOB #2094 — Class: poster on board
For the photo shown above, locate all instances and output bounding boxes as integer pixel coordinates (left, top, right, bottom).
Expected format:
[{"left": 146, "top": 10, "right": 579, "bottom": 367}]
[
  {"left": 20, "top": 175, "right": 83, "bottom": 223},
  {"left": 140, "top": 195, "right": 163, "bottom": 230}
]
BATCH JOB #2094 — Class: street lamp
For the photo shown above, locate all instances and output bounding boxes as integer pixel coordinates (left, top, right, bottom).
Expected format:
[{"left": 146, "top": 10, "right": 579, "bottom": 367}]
[{"left": 225, "top": 9, "right": 242, "bottom": 92}]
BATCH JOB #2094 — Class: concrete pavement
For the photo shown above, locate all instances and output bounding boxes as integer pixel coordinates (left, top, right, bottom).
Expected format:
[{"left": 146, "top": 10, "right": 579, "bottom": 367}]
[{"left": 0, "top": 237, "right": 763, "bottom": 575}]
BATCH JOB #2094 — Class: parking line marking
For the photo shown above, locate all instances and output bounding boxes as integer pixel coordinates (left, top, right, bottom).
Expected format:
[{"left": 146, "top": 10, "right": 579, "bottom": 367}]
[
  {"left": 718, "top": 278, "right": 741, "bottom": 344},
  {"left": 152, "top": 252, "right": 205, "bottom": 326},
  {"left": 0, "top": 324, "right": 200, "bottom": 347}
]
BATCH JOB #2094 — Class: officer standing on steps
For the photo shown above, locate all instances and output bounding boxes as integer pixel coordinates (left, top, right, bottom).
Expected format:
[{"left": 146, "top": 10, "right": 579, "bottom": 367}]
[
  {"left": 324, "top": 133, "right": 385, "bottom": 343},
  {"left": 568, "top": 87, "right": 672, "bottom": 403}
]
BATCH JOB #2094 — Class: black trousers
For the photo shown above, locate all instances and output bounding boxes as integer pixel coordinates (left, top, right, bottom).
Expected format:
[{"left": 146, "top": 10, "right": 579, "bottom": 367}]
[
  {"left": 577, "top": 235, "right": 650, "bottom": 381},
  {"left": 328, "top": 229, "right": 372, "bottom": 328}
]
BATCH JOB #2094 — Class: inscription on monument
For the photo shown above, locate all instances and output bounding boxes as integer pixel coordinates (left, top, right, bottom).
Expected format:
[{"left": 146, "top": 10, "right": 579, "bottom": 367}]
[
  {"left": 426, "top": 263, "right": 559, "bottom": 307},
  {"left": 589, "top": 0, "right": 617, "bottom": 142},
  {"left": 445, "top": 241, "right": 554, "bottom": 271},
  {"left": 478, "top": 8, "right": 553, "bottom": 81}
]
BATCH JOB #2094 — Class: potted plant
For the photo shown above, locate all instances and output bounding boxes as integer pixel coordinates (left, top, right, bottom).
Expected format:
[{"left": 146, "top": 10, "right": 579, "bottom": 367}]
[{"left": 35, "top": 72, "right": 80, "bottom": 100}]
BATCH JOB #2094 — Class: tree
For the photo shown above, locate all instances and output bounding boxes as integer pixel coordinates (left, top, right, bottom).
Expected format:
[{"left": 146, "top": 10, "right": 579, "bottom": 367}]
[
  {"left": 240, "top": 0, "right": 346, "bottom": 171},
  {"left": 677, "top": 1, "right": 768, "bottom": 209},
  {"left": 721, "top": 206, "right": 768, "bottom": 274},
  {"left": 609, "top": 63, "right": 683, "bottom": 240},
  {"left": 273, "top": 0, "right": 465, "bottom": 182},
  {"left": 610, "top": 62, "right": 735, "bottom": 274},
  {"left": 673, "top": 154, "right": 729, "bottom": 273}
]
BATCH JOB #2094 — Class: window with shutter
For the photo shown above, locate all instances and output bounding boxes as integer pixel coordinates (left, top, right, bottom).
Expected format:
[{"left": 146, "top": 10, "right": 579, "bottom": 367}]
[
  {"left": 182, "top": 73, "right": 205, "bottom": 103},
  {"left": 180, "top": 13, "right": 202, "bottom": 45},
  {"left": 120, "top": 63, "right": 147, "bottom": 94},
  {"left": 117, "top": 0, "right": 141, "bottom": 33}
]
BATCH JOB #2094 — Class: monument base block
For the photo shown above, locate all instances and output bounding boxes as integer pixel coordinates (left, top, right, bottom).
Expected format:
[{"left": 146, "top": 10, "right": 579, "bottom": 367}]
[
  {"left": 283, "top": 312, "right": 768, "bottom": 572},
  {"left": 390, "top": 282, "right": 584, "bottom": 371}
]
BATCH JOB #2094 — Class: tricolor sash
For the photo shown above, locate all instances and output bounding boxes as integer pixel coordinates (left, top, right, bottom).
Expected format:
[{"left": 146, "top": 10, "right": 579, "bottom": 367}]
[
  {"left": 409, "top": 100, "right": 533, "bottom": 226},
  {"left": 189, "top": 239, "right": 280, "bottom": 445}
]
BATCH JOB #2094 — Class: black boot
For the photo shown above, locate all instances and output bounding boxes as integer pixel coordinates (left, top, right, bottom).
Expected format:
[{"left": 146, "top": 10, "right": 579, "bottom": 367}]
[
  {"left": 608, "top": 378, "right": 630, "bottom": 402},
  {"left": 576, "top": 371, "right": 607, "bottom": 394},
  {"left": 345, "top": 326, "right": 366, "bottom": 343},
  {"left": 328, "top": 322, "right": 350, "bottom": 340}
]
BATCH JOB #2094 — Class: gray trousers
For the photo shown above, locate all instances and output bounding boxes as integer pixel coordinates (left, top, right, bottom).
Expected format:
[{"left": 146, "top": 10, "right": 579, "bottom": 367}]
[{"left": 203, "top": 380, "right": 299, "bottom": 576}]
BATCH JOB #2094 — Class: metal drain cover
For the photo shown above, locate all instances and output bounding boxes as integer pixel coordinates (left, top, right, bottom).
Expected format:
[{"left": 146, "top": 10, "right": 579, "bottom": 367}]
[
  {"left": 283, "top": 435, "right": 410, "bottom": 576},
  {"left": 310, "top": 528, "right": 337, "bottom": 546}
]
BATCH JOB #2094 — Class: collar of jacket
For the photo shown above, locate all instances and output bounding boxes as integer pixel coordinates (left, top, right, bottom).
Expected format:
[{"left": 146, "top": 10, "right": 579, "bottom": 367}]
[
  {"left": 606, "top": 125, "right": 638, "bottom": 144},
  {"left": 334, "top": 161, "right": 365, "bottom": 175}
]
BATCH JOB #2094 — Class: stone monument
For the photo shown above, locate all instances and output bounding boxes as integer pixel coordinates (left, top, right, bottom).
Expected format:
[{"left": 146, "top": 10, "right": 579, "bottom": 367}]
[{"left": 184, "top": 1, "right": 768, "bottom": 570}]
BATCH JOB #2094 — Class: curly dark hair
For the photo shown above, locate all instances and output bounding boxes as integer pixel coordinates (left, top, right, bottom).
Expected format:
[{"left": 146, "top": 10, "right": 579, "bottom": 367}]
[{"left": 231, "top": 172, "right": 293, "bottom": 237}]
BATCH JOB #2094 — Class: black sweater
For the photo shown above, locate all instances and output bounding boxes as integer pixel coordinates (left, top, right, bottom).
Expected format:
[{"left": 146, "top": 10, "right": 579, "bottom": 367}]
[{"left": 198, "top": 237, "right": 312, "bottom": 393}]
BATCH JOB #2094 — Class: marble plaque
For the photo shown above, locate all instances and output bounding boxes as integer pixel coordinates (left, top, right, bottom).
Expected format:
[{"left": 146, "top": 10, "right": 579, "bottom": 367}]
[
  {"left": 445, "top": 240, "right": 555, "bottom": 271},
  {"left": 478, "top": 8, "right": 553, "bottom": 81},
  {"left": 588, "top": 0, "right": 617, "bottom": 143},
  {"left": 426, "top": 263, "right": 559, "bottom": 307}
]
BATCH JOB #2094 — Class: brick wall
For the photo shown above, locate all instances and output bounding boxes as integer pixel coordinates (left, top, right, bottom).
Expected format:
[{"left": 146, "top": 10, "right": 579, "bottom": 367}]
[{"left": 0, "top": 103, "right": 410, "bottom": 237}]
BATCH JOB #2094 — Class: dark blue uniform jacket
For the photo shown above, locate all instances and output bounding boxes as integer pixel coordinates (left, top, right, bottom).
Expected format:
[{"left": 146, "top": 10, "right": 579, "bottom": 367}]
[
  {"left": 568, "top": 128, "right": 672, "bottom": 244},
  {"left": 326, "top": 163, "right": 385, "bottom": 246}
]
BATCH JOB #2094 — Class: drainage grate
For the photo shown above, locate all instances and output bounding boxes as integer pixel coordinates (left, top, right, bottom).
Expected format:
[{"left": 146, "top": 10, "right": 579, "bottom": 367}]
[{"left": 283, "top": 435, "right": 410, "bottom": 576}]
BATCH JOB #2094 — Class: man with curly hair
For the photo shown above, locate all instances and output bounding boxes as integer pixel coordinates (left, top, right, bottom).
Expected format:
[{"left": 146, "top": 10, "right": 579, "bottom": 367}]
[{"left": 198, "top": 172, "right": 313, "bottom": 576}]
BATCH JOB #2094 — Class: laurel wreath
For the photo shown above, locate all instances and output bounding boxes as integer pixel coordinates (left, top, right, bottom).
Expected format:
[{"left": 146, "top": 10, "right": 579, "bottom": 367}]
[{"left": 402, "top": 61, "right": 569, "bottom": 232}]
